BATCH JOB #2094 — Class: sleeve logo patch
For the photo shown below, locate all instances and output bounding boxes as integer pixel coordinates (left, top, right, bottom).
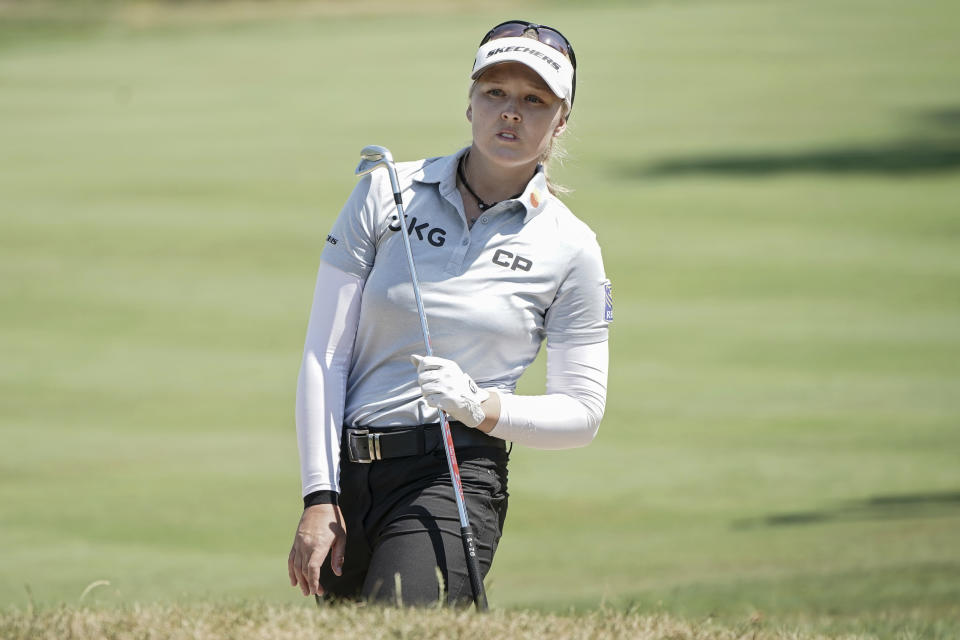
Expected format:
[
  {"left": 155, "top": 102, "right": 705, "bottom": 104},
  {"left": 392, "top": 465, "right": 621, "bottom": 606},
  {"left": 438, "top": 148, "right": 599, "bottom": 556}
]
[
  {"left": 603, "top": 280, "right": 613, "bottom": 323},
  {"left": 326, "top": 234, "right": 339, "bottom": 246}
]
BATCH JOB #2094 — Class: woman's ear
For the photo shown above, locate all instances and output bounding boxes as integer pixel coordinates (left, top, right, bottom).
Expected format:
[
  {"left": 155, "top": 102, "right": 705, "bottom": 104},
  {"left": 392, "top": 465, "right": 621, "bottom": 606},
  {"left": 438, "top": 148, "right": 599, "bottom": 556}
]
[
  {"left": 466, "top": 105, "right": 473, "bottom": 122},
  {"left": 553, "top": 114, "right": 567, "bottom": 137}
]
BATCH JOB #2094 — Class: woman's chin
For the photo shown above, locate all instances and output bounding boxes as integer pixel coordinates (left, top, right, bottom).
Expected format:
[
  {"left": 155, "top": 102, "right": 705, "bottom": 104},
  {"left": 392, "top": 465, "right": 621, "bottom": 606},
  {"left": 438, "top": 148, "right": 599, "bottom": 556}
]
[{"left": 475, "top": 144, "right": 540, "bottom": 170}]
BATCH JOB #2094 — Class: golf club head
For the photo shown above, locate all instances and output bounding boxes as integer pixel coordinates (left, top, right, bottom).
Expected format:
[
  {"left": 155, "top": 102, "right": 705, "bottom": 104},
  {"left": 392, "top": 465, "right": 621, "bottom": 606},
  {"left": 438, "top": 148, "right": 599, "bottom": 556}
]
[{"left": 355, "top": 145, "right": 394, "bottom": 176}]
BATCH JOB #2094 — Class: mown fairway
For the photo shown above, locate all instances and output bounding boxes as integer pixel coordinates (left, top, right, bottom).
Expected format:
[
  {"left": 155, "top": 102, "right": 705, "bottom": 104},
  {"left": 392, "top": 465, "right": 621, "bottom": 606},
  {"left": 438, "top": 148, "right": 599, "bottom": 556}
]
[{"left": 1, "top": 1, "right": 959, "bottom": 637}]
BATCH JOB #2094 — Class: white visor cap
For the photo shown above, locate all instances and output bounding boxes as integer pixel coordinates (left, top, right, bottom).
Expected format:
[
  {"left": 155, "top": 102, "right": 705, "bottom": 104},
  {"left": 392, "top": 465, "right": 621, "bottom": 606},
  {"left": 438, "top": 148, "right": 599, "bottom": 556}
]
[{"left": 471, "top": 36, "right": 574, "bottom": 111}]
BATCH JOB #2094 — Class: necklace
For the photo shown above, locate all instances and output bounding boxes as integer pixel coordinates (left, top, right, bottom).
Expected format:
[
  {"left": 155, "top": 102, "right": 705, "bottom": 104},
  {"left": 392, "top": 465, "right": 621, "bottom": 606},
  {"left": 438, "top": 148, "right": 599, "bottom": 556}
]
[{"left": 457, "top": 154, "right": 524, "bottom": 213}]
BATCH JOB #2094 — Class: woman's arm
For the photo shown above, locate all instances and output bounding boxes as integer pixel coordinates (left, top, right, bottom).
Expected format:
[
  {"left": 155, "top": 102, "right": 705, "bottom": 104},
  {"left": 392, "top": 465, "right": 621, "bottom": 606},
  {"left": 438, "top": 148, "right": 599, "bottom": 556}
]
[
  {"left": 413, "top": 340, "right": 608, "bottom": 449},
  {"left": 290, "top": 259, "right": 364, "bottom": 597},
  {"left": 295, "top": 260, "right": 364, "bottom": 499},
  {"left": 479, "top": 340, "right": 608, "bottom": 448}
]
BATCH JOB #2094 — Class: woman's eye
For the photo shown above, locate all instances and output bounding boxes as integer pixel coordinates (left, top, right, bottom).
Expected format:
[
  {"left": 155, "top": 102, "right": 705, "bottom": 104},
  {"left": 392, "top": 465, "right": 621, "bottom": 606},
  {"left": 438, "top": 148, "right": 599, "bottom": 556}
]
[
  {"left": 487, "top": 88, "right": 505, "bottom": 97},
  {"left": 525, "top": 95, "right": 544, "bottom": 104}
]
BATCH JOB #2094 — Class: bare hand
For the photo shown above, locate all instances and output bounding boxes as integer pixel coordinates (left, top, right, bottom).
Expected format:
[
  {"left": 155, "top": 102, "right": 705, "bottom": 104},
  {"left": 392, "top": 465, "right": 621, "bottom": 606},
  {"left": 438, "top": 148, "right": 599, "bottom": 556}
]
[{"left": 287, "top": 503, "right": 346, "bottom": 597}]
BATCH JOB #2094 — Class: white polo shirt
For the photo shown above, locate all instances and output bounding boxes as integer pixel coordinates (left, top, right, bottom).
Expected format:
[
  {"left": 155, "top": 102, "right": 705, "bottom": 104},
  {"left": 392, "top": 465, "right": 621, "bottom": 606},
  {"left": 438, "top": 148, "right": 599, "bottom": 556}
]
[{"left": 320, "top": 147, "right": 610, "bottom": 428}]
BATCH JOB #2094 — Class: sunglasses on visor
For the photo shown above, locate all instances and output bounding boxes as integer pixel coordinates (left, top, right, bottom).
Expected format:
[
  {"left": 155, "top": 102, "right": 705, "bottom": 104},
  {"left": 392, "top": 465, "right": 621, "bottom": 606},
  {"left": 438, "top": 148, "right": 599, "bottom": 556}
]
[{"left": 479, "top": 20, "right": 577, "bottom": 107}]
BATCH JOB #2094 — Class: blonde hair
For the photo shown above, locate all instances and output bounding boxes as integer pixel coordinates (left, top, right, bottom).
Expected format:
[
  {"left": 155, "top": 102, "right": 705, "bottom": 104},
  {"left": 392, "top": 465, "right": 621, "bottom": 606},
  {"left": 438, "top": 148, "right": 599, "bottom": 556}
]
[
  {"left": 467, "top": 80, "right": 572, "bottom": 197},
  {"left": 540, "top": 123, "right": 571, "bottom": 197}
]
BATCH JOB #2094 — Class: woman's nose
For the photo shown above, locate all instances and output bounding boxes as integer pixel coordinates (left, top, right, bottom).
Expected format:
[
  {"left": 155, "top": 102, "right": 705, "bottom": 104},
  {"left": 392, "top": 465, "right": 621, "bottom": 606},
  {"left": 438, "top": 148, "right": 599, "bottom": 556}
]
[{"left": 501, "top": 98, "right": 521, "bottom": 122}]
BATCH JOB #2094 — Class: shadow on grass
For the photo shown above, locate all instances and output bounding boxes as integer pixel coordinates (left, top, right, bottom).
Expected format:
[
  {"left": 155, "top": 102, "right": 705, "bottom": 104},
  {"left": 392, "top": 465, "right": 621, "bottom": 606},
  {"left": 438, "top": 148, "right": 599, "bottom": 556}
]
[
  {"left": 630, "top": 108, "right": 960, "bottom": 178},
  {"left": 733, "top": 491, "right": 960, "bottom": 529}
]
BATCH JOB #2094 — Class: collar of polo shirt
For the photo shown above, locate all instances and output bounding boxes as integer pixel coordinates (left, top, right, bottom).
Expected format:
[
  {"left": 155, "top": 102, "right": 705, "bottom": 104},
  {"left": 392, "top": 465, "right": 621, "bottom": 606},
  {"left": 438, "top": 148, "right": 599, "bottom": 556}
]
[{"left": 413, "top": 148, "right": 549, "bottom": 223}]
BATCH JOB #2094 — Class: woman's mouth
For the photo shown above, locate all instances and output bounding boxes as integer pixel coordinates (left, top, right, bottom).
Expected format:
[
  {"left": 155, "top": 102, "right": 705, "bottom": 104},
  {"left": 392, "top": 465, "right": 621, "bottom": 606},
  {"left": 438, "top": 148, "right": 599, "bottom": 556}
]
[{"left": 497, "top": 130, "right": 518, "bottom": 141}]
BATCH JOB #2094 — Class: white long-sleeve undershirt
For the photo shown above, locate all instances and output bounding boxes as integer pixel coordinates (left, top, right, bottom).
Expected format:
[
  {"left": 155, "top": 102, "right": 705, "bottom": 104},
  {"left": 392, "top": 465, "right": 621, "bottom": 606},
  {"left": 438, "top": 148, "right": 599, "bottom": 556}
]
[
  {"left": 489, "top": 341, "right": 608, "bottom": 449},
  {"left": 296, "top": 261, "right": 363, "bottom": 496},
  {"left": 296, "top": 262, "right": 609, "bottom": 497}
]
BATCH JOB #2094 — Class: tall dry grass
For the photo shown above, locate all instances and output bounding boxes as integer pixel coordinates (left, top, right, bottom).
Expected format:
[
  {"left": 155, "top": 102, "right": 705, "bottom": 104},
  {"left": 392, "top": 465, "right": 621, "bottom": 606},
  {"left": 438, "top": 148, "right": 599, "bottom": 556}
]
[{"left": 0, "top": 602, "right": 867, "bottom": 640}]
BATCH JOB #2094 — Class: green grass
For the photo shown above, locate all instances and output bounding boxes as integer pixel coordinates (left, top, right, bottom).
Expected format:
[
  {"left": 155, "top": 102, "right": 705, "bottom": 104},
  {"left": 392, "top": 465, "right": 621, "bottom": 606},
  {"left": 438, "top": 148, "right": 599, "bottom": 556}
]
[{"left": 2, "top": 1, "right": 959, "bottom": 637}]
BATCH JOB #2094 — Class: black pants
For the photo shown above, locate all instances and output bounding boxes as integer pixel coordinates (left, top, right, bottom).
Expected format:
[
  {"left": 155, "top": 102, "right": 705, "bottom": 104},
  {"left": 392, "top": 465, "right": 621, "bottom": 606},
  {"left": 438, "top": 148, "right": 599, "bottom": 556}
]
[{"left": 318, "top": 433, "right": 509, "bottom": 606}]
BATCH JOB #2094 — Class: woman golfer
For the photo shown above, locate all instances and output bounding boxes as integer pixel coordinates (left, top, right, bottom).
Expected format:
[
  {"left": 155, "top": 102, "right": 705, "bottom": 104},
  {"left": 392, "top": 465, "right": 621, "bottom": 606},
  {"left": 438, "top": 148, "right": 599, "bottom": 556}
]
[{"left": 288, "top": 20, "right": 611, "bottom": 606}]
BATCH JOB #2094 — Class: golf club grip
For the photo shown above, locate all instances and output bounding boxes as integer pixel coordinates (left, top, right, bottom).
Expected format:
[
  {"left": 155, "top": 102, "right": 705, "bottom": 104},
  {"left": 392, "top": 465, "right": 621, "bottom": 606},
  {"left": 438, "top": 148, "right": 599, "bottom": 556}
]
[{"left": 460, "top": 525, "right": 489, "bottom": 611}]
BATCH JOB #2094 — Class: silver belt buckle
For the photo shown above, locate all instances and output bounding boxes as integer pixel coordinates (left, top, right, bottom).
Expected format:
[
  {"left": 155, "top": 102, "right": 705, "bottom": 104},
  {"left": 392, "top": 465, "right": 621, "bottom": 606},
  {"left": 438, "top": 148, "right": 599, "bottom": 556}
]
[
  {"left": 368, "top": 431, "right": 382, "bottom": 461},
  {"left": 348, "top": 429, "right": 381, "bottom": 463}
]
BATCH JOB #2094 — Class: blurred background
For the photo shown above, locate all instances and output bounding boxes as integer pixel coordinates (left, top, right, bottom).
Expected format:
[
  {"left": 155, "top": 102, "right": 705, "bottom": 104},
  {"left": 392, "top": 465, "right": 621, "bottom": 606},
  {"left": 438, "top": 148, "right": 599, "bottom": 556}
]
[{"left": 1, "top": 0, "right": 958, "bottom": 633}]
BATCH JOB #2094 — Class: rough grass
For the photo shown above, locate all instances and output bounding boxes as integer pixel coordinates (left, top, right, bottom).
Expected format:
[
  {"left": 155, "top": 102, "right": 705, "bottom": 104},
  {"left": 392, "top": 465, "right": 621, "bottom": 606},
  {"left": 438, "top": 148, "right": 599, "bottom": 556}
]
[{"left": 0, "top": 602, "right": 865, "bottom": 640}]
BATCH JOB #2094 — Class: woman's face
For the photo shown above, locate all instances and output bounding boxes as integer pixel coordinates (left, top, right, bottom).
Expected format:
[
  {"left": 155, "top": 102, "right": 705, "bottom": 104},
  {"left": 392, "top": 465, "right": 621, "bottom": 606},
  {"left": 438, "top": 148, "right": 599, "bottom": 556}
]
[{"left": 468, "top": 62, "right": 567, "bottom": 172}]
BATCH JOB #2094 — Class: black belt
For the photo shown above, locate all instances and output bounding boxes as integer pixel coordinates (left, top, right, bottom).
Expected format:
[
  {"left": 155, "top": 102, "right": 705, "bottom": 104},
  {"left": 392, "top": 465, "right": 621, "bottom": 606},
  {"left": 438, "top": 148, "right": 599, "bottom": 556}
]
[{"left": 345, "top": 422, "right": 504, "bottom": 463}]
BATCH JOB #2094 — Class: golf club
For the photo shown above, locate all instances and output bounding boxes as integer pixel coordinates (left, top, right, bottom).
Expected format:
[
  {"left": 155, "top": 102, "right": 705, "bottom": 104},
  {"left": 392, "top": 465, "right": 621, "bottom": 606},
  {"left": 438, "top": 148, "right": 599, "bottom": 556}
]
[{"left": 355, "top": 145, "right": 489, "bottom": 612}]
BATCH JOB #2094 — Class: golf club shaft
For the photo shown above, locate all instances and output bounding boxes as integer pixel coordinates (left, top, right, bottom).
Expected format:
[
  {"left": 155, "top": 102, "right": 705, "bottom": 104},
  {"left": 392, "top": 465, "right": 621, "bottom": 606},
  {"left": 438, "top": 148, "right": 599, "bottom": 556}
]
[
  {"left": 379, "top": 155, "right": 489, "bottom": 611},
  {"left": 382, "top": 168, "right": 434, "bottom": 360}
]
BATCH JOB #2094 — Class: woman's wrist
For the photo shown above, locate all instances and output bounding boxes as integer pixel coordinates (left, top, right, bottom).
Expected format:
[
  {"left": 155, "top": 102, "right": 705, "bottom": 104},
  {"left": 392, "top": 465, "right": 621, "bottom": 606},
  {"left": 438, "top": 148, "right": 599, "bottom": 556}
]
[
  {"left": 303, "top": 490, "right": 339, "bottom": 509},
  {"left": 476, "top": 389, "right": 502, "bottom": 433}
]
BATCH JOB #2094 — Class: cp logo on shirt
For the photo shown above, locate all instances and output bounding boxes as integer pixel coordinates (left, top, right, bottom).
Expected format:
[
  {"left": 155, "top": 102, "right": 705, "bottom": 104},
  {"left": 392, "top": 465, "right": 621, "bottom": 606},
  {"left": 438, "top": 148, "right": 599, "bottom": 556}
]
[{"left": 492, "top": 249, "right": 532, "bottom": 272}]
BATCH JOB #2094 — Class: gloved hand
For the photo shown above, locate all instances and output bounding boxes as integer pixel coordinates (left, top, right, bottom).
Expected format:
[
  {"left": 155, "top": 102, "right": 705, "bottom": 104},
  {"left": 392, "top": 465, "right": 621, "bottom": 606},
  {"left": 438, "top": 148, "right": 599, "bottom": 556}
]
[{"left": 410, "top": 354, "right": 490, "bottom": 428}]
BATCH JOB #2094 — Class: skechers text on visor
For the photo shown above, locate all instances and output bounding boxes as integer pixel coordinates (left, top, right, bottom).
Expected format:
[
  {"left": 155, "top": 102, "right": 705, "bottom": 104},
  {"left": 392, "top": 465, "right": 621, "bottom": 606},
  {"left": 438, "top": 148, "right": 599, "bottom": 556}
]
[{"left": 471, "top": 36, "right": 575, "bottom": 112}]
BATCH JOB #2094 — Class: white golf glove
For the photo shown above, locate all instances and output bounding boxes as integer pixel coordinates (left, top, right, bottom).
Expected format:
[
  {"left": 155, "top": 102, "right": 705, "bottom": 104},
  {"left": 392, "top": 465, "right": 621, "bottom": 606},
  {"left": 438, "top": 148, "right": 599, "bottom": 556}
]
[{"left": 410, "top": 354, "right": 490, "bottom": 428}]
